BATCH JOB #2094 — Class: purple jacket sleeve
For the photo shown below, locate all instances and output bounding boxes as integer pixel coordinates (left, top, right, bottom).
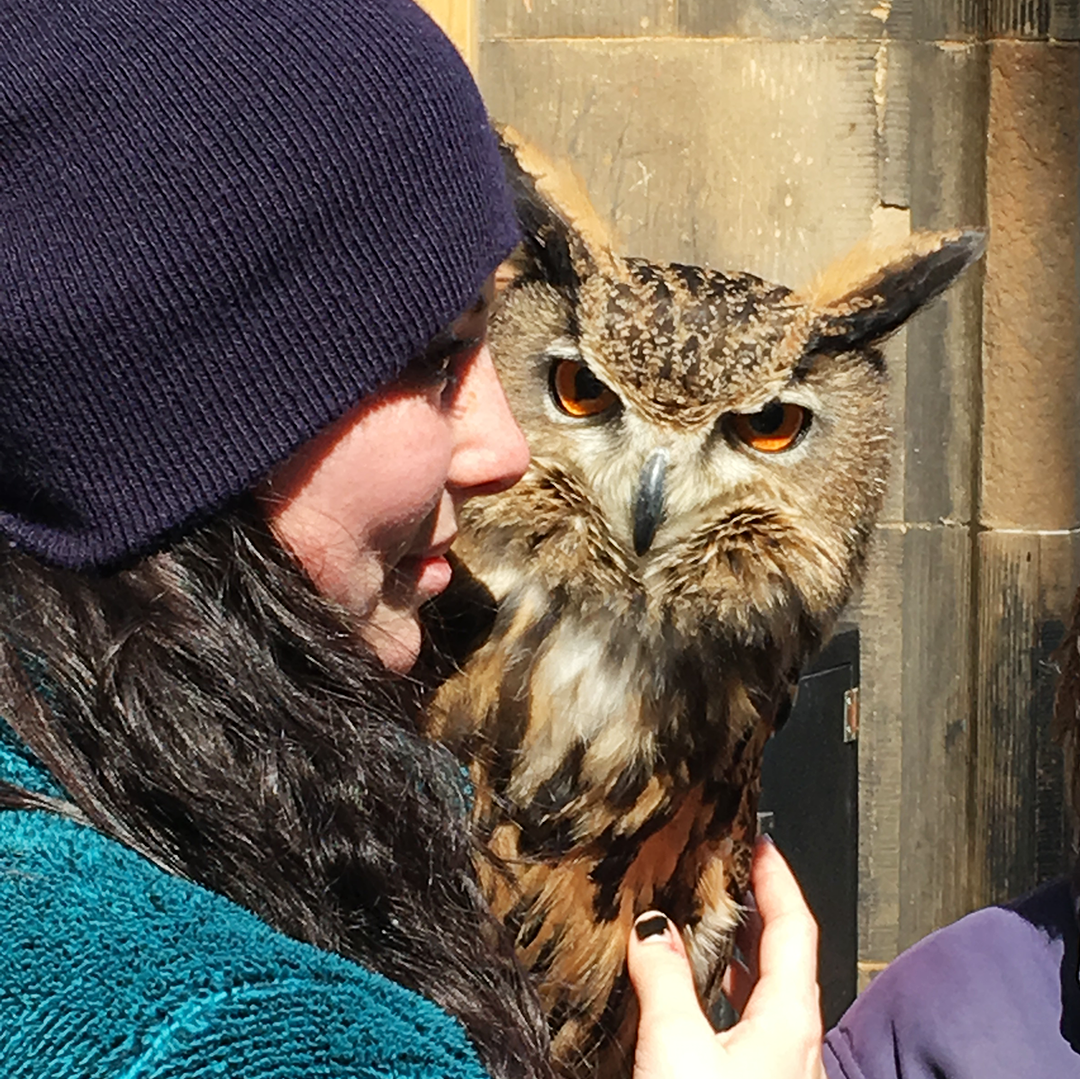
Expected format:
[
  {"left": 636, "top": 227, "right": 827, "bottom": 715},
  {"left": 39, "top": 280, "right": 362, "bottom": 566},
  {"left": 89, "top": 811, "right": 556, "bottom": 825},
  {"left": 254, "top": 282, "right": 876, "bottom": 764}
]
[{"left": 823, "top": 879, "right": 1080, "bottom": 1079}]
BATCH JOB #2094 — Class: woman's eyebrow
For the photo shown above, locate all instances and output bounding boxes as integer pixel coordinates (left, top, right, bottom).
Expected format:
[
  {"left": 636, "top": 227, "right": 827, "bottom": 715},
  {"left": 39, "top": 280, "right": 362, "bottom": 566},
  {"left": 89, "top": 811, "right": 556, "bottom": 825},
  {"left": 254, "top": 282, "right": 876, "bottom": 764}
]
[
  {"left": 452, "top": 294, "right": 489, "bottom": 331},
  {"left": 420, "top": 325, "right": 482, "bottom": 368},
  {"left": 449, "top": 293, "right": 490, "bottom": 340}
]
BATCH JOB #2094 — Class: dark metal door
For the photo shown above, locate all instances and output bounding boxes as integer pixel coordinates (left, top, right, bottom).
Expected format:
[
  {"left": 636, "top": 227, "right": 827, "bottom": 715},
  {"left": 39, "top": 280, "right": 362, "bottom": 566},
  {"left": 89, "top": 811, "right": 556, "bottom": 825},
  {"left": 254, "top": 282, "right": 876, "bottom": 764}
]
[{"left": 759, "top": 626, "right": 859, "bottom": 1028}]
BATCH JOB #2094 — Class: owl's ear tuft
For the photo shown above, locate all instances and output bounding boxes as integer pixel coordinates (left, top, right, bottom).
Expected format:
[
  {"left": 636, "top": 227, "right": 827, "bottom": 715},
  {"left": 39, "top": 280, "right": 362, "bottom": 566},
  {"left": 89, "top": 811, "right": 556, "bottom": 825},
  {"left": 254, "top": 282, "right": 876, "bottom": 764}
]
[
  {"left": 496, "top": 125, "right": 620, "bottom": 292},
  {"left": 794, "top": 228, "right": 986, "bottom": 353}
]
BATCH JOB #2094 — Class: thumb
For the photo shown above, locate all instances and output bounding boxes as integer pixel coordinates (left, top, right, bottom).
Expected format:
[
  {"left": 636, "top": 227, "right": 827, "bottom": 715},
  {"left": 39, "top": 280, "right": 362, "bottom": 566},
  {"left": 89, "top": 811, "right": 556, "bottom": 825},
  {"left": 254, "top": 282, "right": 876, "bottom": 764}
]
[{"left": 626, "top": 912, "right": 713, "bottom": 1040}]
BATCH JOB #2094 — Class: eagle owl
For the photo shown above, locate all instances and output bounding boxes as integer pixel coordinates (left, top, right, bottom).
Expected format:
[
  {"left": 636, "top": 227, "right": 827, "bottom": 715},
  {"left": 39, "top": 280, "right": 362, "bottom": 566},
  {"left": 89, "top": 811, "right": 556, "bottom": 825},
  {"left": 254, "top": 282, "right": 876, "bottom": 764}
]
[{"left": 425, "top": 131, "right": 984, "bottom": 1078}]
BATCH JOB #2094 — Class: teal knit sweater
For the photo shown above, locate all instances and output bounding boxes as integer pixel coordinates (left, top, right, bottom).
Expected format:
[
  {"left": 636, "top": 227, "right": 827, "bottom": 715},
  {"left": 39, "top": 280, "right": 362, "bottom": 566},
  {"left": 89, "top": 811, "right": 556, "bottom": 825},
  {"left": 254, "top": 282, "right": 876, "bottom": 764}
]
[{"left": 0, "top": 724, "right": 492, "bottom": 1079}]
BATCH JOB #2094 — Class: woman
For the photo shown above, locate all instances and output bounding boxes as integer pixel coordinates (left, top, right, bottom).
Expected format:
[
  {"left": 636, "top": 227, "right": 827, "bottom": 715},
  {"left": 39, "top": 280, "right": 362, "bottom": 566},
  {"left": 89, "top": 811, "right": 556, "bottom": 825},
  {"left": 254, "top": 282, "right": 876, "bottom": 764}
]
[{"left": 0, "top": 1, "right": 822, "bottom": 1076}]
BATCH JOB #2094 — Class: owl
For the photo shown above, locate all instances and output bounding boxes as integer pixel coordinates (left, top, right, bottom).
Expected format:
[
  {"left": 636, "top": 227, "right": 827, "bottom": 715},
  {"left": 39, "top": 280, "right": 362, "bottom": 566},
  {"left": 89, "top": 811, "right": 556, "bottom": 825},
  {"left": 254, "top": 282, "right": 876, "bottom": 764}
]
[{"left": 424, "top": 130, "right": 984, "bottom": 1079}]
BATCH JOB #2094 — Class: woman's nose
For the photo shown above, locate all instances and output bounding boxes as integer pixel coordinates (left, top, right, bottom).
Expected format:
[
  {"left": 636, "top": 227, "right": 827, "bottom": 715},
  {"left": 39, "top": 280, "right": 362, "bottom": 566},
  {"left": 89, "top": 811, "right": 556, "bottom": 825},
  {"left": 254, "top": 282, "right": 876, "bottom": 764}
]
[{"left": 447, "top": 343, "right": 530, "bottom": 498}]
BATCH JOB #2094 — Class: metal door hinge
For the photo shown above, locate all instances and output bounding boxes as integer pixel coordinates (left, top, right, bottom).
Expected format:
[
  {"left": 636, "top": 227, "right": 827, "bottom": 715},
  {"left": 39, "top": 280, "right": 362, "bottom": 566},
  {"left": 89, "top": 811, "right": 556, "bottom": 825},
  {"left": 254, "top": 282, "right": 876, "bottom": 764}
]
[{"left": 843, "top": 686, "right": 859, "bottom": 743}]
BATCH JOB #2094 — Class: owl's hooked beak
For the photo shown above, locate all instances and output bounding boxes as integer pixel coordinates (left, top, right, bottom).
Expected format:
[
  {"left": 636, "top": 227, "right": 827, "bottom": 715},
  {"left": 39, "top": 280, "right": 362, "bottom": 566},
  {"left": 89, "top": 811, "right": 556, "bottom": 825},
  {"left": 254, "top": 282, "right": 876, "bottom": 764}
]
[{"left": 633, "top": 449, "right": 669, "bottom": 556}]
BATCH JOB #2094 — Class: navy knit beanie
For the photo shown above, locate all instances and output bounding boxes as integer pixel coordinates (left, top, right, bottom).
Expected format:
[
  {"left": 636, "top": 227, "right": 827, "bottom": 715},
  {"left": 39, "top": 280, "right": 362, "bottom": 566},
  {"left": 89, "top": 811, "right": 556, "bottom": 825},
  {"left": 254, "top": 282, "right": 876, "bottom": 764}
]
[{"left": 0, "top": 0, "right": 518, "bottom": 570}]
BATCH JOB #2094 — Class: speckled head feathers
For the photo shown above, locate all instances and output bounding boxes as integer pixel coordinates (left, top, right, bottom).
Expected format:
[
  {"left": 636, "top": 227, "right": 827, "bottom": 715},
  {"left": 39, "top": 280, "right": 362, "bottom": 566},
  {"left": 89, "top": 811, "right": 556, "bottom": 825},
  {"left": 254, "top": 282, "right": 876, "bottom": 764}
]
[{"left": 496, "top": 130, "right": 984, "bottom": 428}]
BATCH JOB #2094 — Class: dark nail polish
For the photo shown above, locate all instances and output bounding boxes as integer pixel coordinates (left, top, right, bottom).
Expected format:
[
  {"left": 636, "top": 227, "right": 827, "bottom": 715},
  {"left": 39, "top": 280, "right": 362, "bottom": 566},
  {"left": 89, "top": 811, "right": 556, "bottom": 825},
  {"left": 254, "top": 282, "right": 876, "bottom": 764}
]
[{"left": 634, "top": 914, "right": 669, "bottom": 941}]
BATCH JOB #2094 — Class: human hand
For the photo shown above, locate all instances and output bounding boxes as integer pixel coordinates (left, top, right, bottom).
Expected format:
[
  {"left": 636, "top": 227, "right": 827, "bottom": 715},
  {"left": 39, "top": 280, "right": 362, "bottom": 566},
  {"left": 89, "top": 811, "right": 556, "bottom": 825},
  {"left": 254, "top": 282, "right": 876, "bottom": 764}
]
[{"left": 628, "top": 837, "right": 826, "bottom": 1079}]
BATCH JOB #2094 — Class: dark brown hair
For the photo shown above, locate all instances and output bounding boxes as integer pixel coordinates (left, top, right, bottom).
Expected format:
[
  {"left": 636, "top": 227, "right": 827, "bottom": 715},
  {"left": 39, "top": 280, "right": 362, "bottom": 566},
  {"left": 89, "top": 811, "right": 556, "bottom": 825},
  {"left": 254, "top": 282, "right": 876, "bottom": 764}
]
[{"left": 0, "top": 498, "right": 550, "bottom": 1079}]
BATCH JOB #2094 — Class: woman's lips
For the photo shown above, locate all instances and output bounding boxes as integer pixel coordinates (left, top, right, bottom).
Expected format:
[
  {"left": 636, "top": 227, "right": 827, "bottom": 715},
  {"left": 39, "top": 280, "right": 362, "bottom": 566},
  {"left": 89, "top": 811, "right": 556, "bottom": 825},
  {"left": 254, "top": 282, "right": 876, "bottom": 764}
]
[
  {"left": 397, "top": 536, "right": 456, "bottom": 603},
  {"left": 410, "top": 553, "right": 453, "bottom": 600}
]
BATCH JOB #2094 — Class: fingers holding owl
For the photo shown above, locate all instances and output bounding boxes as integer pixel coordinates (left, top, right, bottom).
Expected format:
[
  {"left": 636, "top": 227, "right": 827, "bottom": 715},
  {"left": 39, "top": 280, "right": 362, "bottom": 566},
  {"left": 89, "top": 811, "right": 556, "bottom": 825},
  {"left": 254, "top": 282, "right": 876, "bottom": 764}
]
[{"left": 628, "top": 838, "right": 826, "bottom": 1079}]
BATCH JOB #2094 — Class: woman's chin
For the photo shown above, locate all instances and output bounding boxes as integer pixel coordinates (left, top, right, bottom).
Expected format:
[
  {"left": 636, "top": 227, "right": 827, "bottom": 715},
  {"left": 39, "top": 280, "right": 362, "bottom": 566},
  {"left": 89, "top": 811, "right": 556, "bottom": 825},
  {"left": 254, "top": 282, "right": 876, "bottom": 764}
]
[{"left": 361, "top": 610, "right": 423, "bottom": 675}]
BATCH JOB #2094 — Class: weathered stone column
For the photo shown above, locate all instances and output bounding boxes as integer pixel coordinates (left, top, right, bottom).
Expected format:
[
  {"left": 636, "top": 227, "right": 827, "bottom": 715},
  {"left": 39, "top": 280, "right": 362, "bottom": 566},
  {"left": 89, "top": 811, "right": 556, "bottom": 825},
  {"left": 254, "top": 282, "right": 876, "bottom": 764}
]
[{"left": 975, "top": 29, "right": 1080, "bottom": 908}]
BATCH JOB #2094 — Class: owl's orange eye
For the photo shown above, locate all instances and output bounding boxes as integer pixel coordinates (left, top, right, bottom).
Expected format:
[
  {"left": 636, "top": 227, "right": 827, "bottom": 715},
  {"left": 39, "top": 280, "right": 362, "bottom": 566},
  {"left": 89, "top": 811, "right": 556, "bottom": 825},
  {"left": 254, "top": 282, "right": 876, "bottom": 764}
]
[
  {"left": 731, "top": 401, "right": 810, "bottom": 453},
  {"left": 550, "top": 358, "right": 619, "bottom": 418}
]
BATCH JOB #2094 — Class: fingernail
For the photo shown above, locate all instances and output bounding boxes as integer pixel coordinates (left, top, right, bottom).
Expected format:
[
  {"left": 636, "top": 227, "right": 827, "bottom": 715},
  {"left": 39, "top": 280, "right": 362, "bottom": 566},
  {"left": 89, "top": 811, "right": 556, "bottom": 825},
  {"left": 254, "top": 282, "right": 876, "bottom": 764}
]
[
  {"left": 634, "top": 913, "right": 670, "bottom": 942},
  {"left": 758, "top": 832, "right": 776, "bottom": 847}
]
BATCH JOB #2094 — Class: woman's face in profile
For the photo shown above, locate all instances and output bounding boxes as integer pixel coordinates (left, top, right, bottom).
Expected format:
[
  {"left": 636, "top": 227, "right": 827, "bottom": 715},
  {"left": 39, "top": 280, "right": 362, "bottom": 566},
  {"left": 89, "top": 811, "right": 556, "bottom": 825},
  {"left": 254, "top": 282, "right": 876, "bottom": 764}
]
[{"left": 261, "top": 278, "right": 529, "bottom": 673}]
